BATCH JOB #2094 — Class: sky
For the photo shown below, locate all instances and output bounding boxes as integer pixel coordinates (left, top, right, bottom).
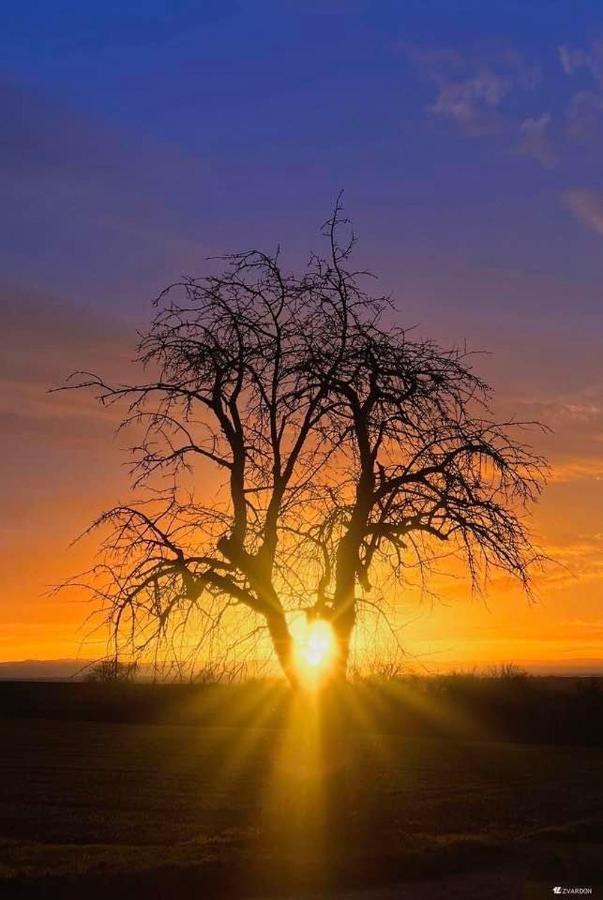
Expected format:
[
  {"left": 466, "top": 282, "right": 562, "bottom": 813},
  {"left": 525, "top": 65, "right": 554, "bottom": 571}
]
[{"left": 2, "top": 0, "right": 603, "bottom": 672}]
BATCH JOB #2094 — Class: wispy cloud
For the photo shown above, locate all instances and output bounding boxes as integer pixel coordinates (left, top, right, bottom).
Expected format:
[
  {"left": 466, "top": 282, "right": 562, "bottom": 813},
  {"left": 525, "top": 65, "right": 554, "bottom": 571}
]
[
  {"left": 429, "top": 66, "right": 510, "bottom": 135},
  {"left": 407, "top": 46, "right": 562, "bottom": 166},
  {"left": 558, "top": 43, "right": 603, "bottom": 145},
  {"left": 564, "top": 189, "right": 603, "bottom": 236},
  {"left": 559, "top": 43, "right": 603, "bottom": 83},
  {"left": 408, "top": 48, "right": 538, "bottom": 137},
  {"left": 565, "top": 90, "right": 603, "bottom": 141},
  {"left": 549, "top": 459, "right": 603, "bottom": 483},
  {"left": 517, "top": 114, "right": 557, "bottom": 167},
  {"left": 0, "top": 292, "right": 131, "bottom": 446},
  {"left": 407, "top": 41, "right": 603, "bottom": 168},
  {"left": 540, "top": 535, "right": 603, "bottom": 587}
]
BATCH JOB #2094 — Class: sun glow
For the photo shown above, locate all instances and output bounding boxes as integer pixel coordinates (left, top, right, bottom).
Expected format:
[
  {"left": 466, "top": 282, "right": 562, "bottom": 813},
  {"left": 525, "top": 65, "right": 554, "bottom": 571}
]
[{"left": 292, "top": 617, "right": 337, "bottom": 685}]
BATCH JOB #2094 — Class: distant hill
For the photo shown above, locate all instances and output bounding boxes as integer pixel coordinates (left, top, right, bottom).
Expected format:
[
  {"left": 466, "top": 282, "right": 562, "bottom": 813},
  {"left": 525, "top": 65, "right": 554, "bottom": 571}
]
[
  {"left": 0, "top": 659, "right": 92, "bottom": 680},
  {"left": 1, "top": 657, "right": 603, "bottom": 681}
]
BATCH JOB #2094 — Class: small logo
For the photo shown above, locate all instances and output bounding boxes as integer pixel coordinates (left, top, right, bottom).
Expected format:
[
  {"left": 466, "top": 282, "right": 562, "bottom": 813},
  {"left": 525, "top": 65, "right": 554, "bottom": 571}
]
[{"left": 551, "top": 888, "right": 593, "bottom": 896}]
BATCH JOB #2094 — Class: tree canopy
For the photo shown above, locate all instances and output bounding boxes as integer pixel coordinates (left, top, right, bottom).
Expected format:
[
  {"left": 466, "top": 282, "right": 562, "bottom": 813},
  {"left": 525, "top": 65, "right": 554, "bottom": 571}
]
[{"left": 64, "top": 201, "right": 546, "bottom": 685}]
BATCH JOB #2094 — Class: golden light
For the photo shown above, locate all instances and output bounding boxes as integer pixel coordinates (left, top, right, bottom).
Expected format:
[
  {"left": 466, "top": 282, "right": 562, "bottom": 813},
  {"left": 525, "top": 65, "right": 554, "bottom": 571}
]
[{"left": 292, "top": 616, "right": 337, "bottom": 685}]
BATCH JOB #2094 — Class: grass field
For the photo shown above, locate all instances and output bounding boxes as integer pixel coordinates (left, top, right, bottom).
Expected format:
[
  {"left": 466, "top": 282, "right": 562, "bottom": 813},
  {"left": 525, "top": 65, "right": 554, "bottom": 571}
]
[{"left": 2, "top": 688, "right": 603, "bottom": 898}]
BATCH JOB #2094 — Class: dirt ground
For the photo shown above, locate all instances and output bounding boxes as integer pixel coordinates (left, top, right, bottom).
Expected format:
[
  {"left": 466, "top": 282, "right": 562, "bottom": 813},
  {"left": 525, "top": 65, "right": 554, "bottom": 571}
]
[{"left": 1, "top": 712, "right": 602, "bottom": 898}]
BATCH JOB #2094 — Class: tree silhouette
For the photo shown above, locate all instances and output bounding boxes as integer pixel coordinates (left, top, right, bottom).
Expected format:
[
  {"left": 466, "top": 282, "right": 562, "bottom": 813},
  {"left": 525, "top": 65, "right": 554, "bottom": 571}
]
[{"left": 64, "top": 201, "right": 546, "bottom": 686}]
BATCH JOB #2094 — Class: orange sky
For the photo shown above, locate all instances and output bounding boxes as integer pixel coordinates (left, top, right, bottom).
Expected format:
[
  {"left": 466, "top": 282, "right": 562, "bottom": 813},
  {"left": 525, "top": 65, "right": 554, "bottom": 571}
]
[{"left": 3, "top": 278, "right": 602, "bottom": 674}]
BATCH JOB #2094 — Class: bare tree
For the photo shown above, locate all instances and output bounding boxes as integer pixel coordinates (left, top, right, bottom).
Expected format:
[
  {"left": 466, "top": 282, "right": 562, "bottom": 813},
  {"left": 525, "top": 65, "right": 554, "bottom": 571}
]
[{"left": 62, "top": 200, "right": 546, "bottom": 686}]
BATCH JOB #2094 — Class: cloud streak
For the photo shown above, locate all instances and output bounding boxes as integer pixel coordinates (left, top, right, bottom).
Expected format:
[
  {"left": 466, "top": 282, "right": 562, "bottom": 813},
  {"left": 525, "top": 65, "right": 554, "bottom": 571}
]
[
  {"left": 407, "top": 46, "right": 567, "bottom": 168},
  {"left": 407, "top": 47, "right": 536, "bottom": 136},
  {"left": 517, "top": 113, "right": 557, "bottom": 167},
  {"left": 564, "top": 189, "right": 603, "bottom": 237},
  {"left": 429, "top": 66, "right": 510, "bottom": 135},
  {"left": 559, "top": 43, "right": 603, "bottom": 84}
]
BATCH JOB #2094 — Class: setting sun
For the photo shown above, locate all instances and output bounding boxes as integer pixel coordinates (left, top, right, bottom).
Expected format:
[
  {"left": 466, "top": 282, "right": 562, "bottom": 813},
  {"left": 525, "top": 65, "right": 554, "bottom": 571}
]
[{"left": 292, "top": 618, "right": 337, "bottom": 684}]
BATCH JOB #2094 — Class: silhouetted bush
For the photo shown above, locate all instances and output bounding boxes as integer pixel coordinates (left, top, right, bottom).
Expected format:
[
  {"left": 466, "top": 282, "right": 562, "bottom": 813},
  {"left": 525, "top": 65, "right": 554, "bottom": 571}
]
[{"left": 84, "top": 659, "right": 138, "bottom": 683}]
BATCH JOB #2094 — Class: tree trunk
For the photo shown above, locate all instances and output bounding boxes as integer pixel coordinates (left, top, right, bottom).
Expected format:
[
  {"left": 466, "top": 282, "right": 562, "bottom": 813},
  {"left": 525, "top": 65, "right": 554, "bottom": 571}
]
[
  {"left": 331, "top": 525, "right": 363, "bottom": 683},
  {"left": 331, "top": 610, "right": 354, "bottom": 682},
  {"left": 266, "top": 610, "right": 299, "bottom": 688}
]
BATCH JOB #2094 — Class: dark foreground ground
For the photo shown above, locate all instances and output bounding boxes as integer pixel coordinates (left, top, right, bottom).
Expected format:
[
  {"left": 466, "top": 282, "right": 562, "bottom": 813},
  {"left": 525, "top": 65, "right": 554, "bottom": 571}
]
[{"left": 1, "top": 681, "right": 603, "bottom": 899}]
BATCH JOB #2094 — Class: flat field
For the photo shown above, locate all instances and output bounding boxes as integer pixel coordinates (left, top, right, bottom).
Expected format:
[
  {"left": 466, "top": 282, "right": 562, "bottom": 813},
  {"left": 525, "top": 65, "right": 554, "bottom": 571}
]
[{"left": 1, "top": 683, "right": 603, "bottom": 898}]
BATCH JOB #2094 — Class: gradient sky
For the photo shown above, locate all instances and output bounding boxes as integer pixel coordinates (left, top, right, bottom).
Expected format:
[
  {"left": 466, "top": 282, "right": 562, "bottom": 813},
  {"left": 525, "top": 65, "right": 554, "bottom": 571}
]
[{"left": 2, "top": 0, "right": 603, "bottom": 670}]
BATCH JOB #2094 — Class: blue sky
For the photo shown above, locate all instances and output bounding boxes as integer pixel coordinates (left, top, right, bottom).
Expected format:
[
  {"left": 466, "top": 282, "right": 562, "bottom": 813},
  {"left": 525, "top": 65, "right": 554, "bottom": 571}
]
[{"left": 3, "top": 0, "right": 603, "bottom": 309}]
